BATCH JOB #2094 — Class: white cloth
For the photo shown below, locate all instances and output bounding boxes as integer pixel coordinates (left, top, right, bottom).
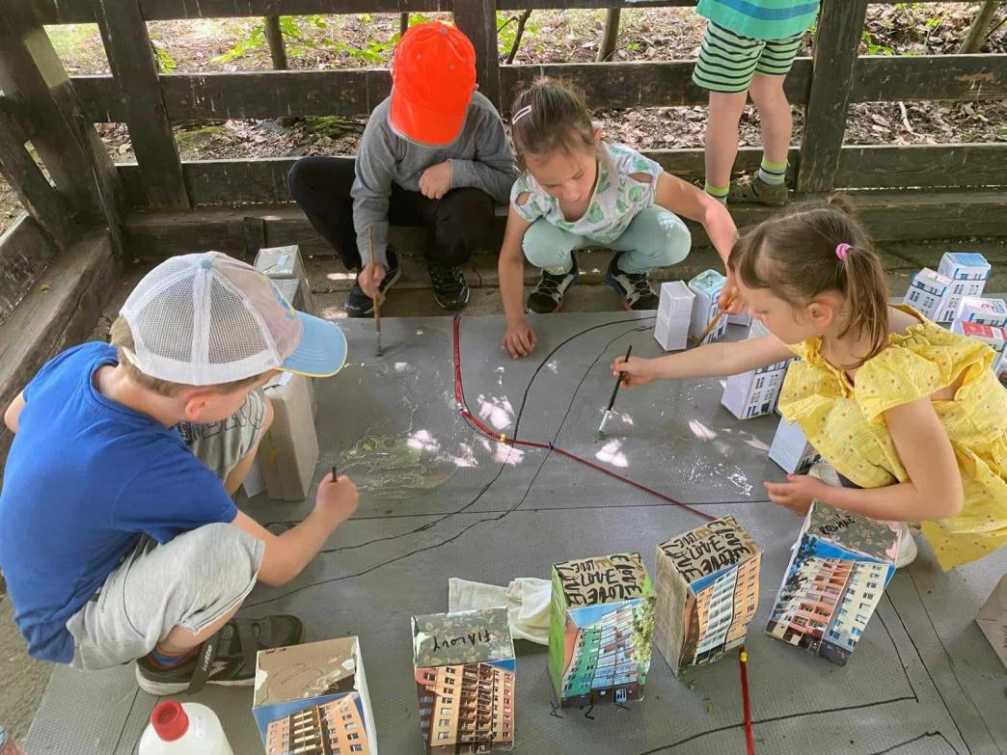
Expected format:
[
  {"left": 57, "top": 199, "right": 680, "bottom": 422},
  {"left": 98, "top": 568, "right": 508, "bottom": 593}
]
[{"left": 448, "top": 577, "right": 552, "bottom": 645}]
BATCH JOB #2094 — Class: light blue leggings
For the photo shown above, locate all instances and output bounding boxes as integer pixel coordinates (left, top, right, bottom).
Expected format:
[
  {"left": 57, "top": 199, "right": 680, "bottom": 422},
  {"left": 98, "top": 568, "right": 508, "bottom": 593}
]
[{"left": 522, "top": 206, "right": 692, "bottom": 275}]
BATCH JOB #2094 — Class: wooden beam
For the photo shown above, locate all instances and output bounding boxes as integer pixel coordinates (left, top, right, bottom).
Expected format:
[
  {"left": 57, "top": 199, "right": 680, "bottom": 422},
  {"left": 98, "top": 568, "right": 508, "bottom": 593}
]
[
  {"left": 32, "top": 0, "right": 454, "bottom": 24},
  {"left": 454, "top": 0, "right": 501, "bottom": 108},
  {"left": 502, "top": 59, "right": 812, "bottom": 110},
  {"left": 121, "top": 188, "right": 1007, "bottom": 262},
  {"left": 93, "top": 0, "right": 190, "bottom": 209},
  {"left": 835, "top": 143, "right": 1007, "bottom": 189},
  {"left": 0, "top": 3, "right": 123, "bottom": 250},
  {"left": 115, "top": 143, "right": 1007, "bottom": 210},
  {"left": 72, "top": 60, "right": 813, "bottom": 124},
  {"left": 850, "top": 54, "right": 1007, "bottom": 102},
  {"left": 798, "top": 0, "right": 870, "bottom": 193},
  {"left": 0, "top": 230, "right": 119, "bottom": 466},
  {"left": 0, "top": 214, "right": 58, "bottom": 327},
  {"left": 0, "top": 99, "right": 78, "bottom": 246}
]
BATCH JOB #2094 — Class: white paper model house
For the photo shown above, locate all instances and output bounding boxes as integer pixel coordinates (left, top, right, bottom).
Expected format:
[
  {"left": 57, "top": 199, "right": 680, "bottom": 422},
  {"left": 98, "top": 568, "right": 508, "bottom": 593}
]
[
  {"left": 954, "top": 296, "right": 1007, "bottom": 329},
  {"left": 954, "top": 322, "right": 1007, "bottom": 359},
  {"left": 654, "top": 281, "right": 695, "bottom": 351},
  {"left": 721, "top": 321, "right": 792, "bottom": 420},
  {"left": 936, "top": 253, "right": 991, "bottom": 322},
  {"left": 688, "top": 270, "right": 728, "bottom": 346},
  {"left": 768, "top": 418, "right": 821, "bottom": 474},
  {"left": 903, "top": 268, "right": 951, "bottom": 321}
]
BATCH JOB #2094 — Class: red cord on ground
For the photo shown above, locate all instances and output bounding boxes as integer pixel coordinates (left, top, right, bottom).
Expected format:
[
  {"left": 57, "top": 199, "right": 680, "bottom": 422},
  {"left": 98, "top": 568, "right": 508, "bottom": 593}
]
[
  {"left": 739, "top": 646, "right": 755, "bottom": 755},
  {"left": 452, "top": 315, "right": 716, "bottom": 522}
]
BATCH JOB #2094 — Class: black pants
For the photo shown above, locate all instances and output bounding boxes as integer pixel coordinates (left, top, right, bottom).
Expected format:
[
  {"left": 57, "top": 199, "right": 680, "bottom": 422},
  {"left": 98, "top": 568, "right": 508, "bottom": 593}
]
[{"left": 287, "top": 156, "right": 496, "bottom": 270}]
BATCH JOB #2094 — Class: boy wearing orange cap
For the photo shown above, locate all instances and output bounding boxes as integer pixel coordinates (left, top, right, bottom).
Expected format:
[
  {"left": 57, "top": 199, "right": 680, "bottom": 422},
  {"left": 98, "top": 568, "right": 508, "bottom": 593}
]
[{"left": 289, "top": 21, "right": 516, "bottom": 315}]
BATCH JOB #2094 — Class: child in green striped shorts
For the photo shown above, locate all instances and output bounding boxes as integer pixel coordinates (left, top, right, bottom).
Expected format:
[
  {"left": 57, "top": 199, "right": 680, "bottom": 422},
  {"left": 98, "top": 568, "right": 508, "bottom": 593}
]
[{"left": 692, "top": 0, "right": 820, "bottom": 206}]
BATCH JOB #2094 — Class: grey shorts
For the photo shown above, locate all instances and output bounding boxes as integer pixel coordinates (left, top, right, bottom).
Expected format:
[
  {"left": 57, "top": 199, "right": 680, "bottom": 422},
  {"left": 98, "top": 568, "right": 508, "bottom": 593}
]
[
  {"left": 66, "top": 524, "right": 264, "bottom": 670},
  {"left": 176, "top": 387, "right": 269, "bottom": 482},
  {"left": 65, "top": 389, "right": 269, "bottom": 669}
]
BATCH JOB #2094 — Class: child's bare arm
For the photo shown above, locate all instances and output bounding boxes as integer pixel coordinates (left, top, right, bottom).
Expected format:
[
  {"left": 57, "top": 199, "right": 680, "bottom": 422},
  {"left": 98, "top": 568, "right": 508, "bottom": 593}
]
[
  {"left": 4, "top": 391, "right": 25, "bottom": 433},
  {"left": 804, "top": 398, "right": 964, "bottom": 522},
  {"left": 613, "top": 335, "right": 792, "bottom": 386},
  {"left": 653, "top": 173, "right": 738, "bottom": 266},
  {"left": 231, "top": 472, "right": 359, "bottom": 586},
  {"left": 498, "top": 204, "right": 536, "bottom": 358}
]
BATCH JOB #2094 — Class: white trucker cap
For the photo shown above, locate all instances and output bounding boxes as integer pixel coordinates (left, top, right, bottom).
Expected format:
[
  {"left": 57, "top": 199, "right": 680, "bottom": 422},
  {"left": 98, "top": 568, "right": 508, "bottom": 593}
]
[{"left": 120, "top": 252, "right": 346, "bottom": 386}]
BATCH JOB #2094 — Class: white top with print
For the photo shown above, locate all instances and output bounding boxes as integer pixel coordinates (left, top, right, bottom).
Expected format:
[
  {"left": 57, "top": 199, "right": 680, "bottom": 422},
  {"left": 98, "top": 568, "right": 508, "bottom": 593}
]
[{"left": 510, "top": 142, "right": 664, "bottom": 243}]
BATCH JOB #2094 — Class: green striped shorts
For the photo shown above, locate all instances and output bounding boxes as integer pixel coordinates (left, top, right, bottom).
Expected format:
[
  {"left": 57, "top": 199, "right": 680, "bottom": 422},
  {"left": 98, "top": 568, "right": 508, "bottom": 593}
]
[{"left": 693, "top": 22, "right": 804, "bottom": 93}]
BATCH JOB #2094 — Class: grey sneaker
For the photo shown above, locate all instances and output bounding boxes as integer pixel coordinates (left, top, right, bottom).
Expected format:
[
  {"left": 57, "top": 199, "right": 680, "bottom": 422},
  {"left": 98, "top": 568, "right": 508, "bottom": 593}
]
[{"left": 729, "top": 174, "right": 788, "bottom": 206}]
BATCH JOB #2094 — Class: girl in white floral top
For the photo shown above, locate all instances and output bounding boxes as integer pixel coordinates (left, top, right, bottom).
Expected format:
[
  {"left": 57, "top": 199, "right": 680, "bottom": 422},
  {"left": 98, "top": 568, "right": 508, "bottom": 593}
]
[{"left": 498, "top": 78, "right": 740, "bottom": 359}]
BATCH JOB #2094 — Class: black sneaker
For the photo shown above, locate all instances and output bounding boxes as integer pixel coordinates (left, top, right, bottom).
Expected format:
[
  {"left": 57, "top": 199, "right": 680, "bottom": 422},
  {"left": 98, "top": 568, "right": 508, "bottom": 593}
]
[
  {"left": 605, "top": 252, "right": 658, "bottom": 311},
  {"left": 345, "top": 248, "right": 401, "bottom": 318},
  {"left": 428, "top": 263, "right": 470, "bottom": 311},
  {"left": 527, "top": 266, "right": 579, "bottom": 314},
  {"left": 135, "top": 615, "right": 304, "bottom": 695}
]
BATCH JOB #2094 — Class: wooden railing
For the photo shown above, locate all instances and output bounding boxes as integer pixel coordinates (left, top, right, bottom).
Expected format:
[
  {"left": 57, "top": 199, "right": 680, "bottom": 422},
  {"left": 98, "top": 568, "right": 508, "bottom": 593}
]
[{"left": 2, "top": 0, "right": 1006, "bottom": 255}]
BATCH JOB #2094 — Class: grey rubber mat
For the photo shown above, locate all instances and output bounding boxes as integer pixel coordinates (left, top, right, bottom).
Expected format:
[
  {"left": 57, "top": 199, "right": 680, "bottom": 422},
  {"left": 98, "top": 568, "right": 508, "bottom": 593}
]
[{"left": 25, "top": 312, "right": 1007, "bottom": 755}]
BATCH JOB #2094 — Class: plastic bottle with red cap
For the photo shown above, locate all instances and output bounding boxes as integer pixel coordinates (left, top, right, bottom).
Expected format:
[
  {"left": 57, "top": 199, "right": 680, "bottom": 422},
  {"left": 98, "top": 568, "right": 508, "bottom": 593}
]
[{"left": 138, "top": 701, "right": 233, "bottom": 755}]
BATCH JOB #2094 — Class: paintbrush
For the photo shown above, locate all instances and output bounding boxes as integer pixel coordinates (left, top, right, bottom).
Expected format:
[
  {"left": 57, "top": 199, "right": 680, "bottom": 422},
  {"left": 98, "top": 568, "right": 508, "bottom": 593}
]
[
  {"left": 690, "top": 293, "right": 738, "bottom": 347},
  {"left": 331, "top": 464, "right": 337, "bottom": 482},
  {"left": 598, "top": 345, "right": 632, "bottom": 439},
  {"left": 369, "top": 227, "right": 383, "bottom": 357}
]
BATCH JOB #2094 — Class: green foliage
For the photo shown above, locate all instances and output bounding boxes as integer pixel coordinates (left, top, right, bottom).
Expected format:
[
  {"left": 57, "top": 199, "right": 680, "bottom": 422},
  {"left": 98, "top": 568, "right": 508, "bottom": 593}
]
[
  {"left": 152, "top": 43, "right": 176, "bottom": 73},
  {"left": 496, "top": 11, "right": 539, "bottom": 57},
  {"left": 861, "top": 30, "right": 894, "bottom": 56},
  {"left": 215, "top": 14, "right": 402, "bottom": 65}
]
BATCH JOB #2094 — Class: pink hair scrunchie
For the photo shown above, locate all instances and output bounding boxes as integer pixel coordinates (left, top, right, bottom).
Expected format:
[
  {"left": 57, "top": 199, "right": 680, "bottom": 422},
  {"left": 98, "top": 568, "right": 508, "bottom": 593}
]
[{"left": 835, "top": 243, "right": 852, "bottom": 261}]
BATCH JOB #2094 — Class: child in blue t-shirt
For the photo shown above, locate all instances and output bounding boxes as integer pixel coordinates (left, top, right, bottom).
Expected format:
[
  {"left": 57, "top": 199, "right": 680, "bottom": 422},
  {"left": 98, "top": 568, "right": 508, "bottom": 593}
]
[{"left": 0, "top": 253, "right": 355, "bottom": 695}]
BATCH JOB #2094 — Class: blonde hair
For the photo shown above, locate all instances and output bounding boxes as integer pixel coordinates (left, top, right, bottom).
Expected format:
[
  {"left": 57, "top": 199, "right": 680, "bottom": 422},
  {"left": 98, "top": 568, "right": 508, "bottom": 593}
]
[
  {"left": 108, "top": 315, "right": 268, "bottom": 397},
  {"left": 728, "top": 196, "right": 889, "bottom": 366}
]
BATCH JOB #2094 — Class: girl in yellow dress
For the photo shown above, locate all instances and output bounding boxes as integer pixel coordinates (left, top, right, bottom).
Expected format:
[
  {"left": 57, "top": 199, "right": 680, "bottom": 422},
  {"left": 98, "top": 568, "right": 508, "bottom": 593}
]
[{"left": 614, "top": 197, "right": 1007, "bottom": 570}]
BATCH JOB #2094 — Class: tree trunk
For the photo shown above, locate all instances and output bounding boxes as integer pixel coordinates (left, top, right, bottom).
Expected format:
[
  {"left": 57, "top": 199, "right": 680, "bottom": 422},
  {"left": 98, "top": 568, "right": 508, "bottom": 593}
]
[
  {"left": 597, "top": 7, "right": 621, "bottom": 62},
  {"left": 958, "top": 0, "right": 1002, "bottom": 54},
  {"left": 265, "top": 17, "right": 295, "bottom": 127}
]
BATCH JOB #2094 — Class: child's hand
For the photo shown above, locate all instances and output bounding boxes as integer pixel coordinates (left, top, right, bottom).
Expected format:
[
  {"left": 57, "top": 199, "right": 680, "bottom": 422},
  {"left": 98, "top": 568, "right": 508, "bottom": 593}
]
[
  {"left": 358, "top": 262, "right": 387, "bottom": 300},
  {"left": 502, "top": 320, "right": 536, "bottom": 359},
  {"left": 611, "top": 356, "right": 655, "bottom": 387},
  {"left": 419, "top": 161, "right": 453, "bottom": 200},
  {"left": 720, "top": 271, "right": 744, "bottom": 315},
  {"left": 315, "top": 472, "right": 360, "bottom": 526},
  {"left": 764, "top": 474, "right": 827, "bottom": 516}
]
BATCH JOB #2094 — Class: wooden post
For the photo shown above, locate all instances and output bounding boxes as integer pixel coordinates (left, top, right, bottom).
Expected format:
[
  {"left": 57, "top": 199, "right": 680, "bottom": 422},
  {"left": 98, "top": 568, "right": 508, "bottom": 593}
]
[
  {"left": 0, "top": 98, "right": 77, "bottom": 247},
  {"left": 796, "top": 0, "right": 869, "bottom": 194},
  {"left": 454, "top": 0, "right": 500, "bottom": 108},
  {"left": 93, "top": 0, "right": 190, "bottom": 209},
  {"left": 0, "top": 2, "right": 123, "bottom": 251}
]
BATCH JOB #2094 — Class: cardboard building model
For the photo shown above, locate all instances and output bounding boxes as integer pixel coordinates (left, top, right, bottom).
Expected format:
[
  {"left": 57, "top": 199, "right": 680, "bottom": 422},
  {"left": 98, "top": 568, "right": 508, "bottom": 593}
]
[
  {"left": 688, "top": 270, "right": 728, "bottom": 346},
  {"left": 936, "top": 252, "right": 991, "bottom": 322},
  {"left": 654, "top": 516, "right": 762, "bottom": 675},
  {"left": 412, "top": 608, "right": 516, "bottom": 754},
  {"left": 768, "top": 417, "right": 821, "bottom": 474},
  {"left": 548, "top": 553, "right": 655, "bottom": 708},
  {"left": 255, "top": 244, "right": 316, "bottom": 315},
  {"left": 721, "top": 320, "right": 793, "bottom": 420},
  {"left": 904, "top": 267, "right": 951, "bottom": 322},
  {"left": 654, "top": 281, "right": 695, "bottom": 351},
  {"left": 254, "top": 637, "right": 377, "bottom": 755},
  {"left": 767, "top": 502, "right": 899, "bottom": 666}
]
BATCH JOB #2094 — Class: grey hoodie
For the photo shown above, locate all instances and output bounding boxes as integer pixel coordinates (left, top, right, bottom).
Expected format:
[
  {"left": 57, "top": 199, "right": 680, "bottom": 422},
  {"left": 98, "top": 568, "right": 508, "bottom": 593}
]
[{"left": 351, "top": 92, "right": 517, "bottom": 267}]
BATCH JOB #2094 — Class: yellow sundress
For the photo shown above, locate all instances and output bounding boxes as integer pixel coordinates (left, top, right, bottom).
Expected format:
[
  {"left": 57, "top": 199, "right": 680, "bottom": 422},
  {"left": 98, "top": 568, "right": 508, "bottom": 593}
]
[{"left": 778, "top": 305, "right": 1007, "bottom": 570}]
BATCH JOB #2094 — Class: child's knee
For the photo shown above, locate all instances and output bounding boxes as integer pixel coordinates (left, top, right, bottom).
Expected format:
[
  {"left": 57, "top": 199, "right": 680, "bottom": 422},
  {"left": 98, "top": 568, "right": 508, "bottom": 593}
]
[
  {"left": 641, "top": 209, "right": 692, "bottom": 267},
  {"left": 522, "top": 220, "right": 574, "bottom": 270}
]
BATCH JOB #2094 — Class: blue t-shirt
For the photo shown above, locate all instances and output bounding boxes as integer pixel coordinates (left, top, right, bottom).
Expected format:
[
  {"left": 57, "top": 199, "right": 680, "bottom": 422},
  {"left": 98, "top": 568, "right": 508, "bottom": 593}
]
[{"left": 0, "top": 343, "right": 237, "bottom": 663}]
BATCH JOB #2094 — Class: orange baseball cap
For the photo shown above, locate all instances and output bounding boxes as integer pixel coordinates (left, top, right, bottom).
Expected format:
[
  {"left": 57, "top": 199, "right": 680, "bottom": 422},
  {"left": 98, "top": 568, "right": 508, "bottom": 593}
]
[{"left": 389, "top": 22, "right": 477, "bottom": 147}]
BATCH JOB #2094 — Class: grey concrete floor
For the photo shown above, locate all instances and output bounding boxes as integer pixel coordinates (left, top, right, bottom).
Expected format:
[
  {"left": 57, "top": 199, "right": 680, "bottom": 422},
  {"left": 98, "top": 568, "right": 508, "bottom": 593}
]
[{"left": 1, "top": 236, "right": 1004, "bottom": 743}]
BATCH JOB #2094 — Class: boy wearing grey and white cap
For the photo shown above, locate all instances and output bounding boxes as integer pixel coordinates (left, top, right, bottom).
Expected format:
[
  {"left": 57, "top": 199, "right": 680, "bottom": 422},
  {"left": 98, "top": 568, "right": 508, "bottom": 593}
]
[{"left": 0, "top": 252, "right": 356, "bottom": 695}]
